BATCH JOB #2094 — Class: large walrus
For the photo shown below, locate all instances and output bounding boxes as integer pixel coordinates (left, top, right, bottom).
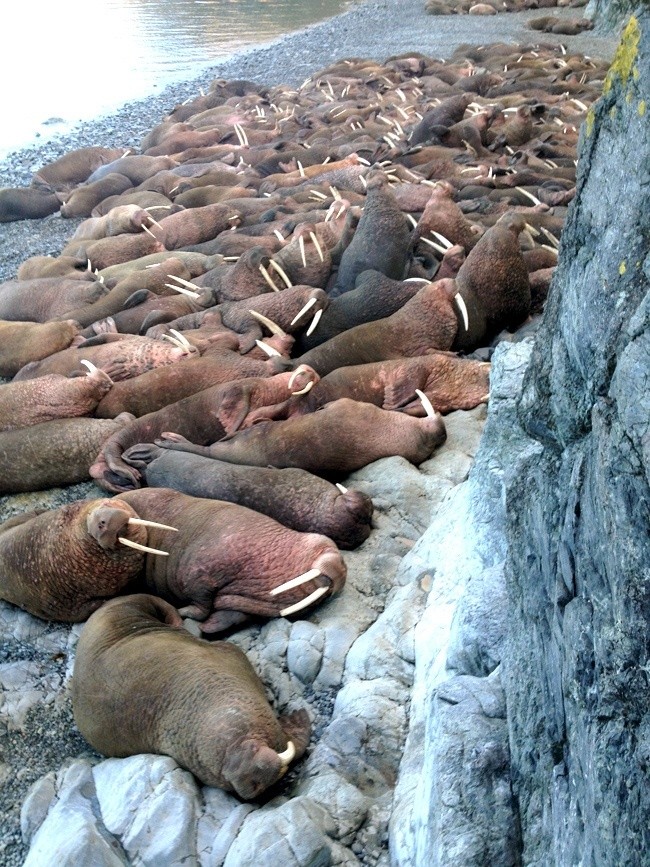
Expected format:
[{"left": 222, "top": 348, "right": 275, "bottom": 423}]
[
  {"left": 116, "top": 488, "right": 348, "bottom": 633},
  {"left": 72, "top": 594, "right": 311, "bottom": 799},
  {"left": 0, "top": 498, "right": 154, "bottom": 621},
  {"left": 156, "top": 397, "right": 447, "bottom": 477},
  {"left": 121, "top": 443, "right": 374, "bottom": 549}
]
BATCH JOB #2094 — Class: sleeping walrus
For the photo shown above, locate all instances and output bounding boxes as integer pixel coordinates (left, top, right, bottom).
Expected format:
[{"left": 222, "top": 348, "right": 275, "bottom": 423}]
[{"left": 72, "top": 594, "right": 311, "bottom": 799}]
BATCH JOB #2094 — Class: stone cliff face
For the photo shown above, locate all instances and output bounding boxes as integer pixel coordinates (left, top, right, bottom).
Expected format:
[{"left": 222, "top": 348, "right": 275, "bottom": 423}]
[{"left": 502, "top": 10, "right": 650, "bottom": 864}]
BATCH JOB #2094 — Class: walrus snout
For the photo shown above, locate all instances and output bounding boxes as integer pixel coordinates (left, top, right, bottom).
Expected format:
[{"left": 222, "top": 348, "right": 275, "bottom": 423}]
[{"left": 87, "top": 503, "right": 140, "bottom": 550}]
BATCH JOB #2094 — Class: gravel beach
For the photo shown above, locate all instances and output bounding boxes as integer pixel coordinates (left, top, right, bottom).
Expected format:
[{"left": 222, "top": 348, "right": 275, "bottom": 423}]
[{"left": 0, "top": 0, "right": 619, "bottom": 283}]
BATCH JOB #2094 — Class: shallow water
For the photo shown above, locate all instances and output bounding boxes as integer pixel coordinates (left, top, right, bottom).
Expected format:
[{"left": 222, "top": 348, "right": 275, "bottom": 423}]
[{"left": 2, "top": 0, "right": 356, "bottom": 158}]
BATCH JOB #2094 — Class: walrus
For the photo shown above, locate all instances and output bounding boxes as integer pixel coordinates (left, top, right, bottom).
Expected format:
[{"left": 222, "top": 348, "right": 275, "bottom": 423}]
[
  {"left": 0, "top": 413, "right": 133, "bottom": 494},
  {"left": 0, "top": 276, "right": 107, "bottom": 323},
  {"left": 121, "top": 443, "right": 374, "bottom": 549},
  {"left": 0, "top": 320, "right": 79, "bottom": 378},
  {"left": 116, "top": 489, "right": 347, "bottom": 632},
  {"left": 0, "top": 187, "right": 61, "bottom": 222},
  {"left": 72, "top": 594, "right": 311, "bottom": 798},
  {"left": 0, "top": 497, "right": 154, "bottom": 621},
  {"left": 90, "top": 366, "right": 319, "bottom": 492},
  {"left": 31, "top": 146, "right": 129, "bottom": 190},
  {"left": 59, "top": 173, "right": 134, "bottom": 219},
  {"left": 156, "top": 396, "right": 447, "bottom": 478},
  {"left": 330, "top": 172, "right": 411, "bottom": 296},
  {"left": 0, "top": 364, "right": 113, "bottom": 431}
]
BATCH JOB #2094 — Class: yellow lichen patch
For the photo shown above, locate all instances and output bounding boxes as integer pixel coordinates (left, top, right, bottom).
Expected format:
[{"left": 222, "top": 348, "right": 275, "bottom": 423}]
[
  {"left": 610, "top": 106, "right": 618, "bottom": 119},
  {"left": 639, "top": 100, "right": 647, "bottom": 117},
  {"left": 619, "top": 261, "right": 627, "bottom": 275},
  {"left": 603, "top": 16, "right": 641, "bottom": 96},
  {"left": 585, "top": 106, "right": 596, "bottom": 137}
]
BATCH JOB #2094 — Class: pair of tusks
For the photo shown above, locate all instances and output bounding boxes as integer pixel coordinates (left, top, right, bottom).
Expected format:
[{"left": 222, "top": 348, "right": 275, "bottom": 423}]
[
  {"left": 259, "top": 260, "right": 292, "bottom": 292},
  {"left": 165, "top": 274, "right": 202, "bottom": 299},
  {"left": 298, "top": 232, "right": 324, "bottom": 268},
  {"left": 248, "top": 309, "right": 287, "bottom": 338},
  {"left": 233, "top": 122, "right": 248, "bottom": 147},
  {"left": 162, "top": 329, "right": 194, "bottom": 351},
  {"left": 420, "top": 230, "right": 453, "bottom": 257},
  {"left": 282, "top": 297, "right": 323, "bottom": 337},
  {"left": 325, "top": 201, "right": 346, "bottom": 222},
  {"left": 118, "top": 516, "right": 178, "bottom": 557},
  {"left": 269, "top": 567, "right": 330, "bottom": 617},
  {"left": 287, "top": 365, "right": 315, "bottom": 396}
]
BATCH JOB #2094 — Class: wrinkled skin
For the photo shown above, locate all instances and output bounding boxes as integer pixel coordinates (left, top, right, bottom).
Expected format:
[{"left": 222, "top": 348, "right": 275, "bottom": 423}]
[
  {"left": 123, "top": 444, "right": 374, "bottom": 549},
  {"left": 0, "top": 498, "right": 146, "bottom": 621},
  {"left": 0, "top": 320, "right": 79, "bottom": 378},
  {"left": 72, "top": 594, "right": 311, "bottom": 798},
  {"left": 117, "top": 489, "right": 347, "bottom": 633},
  {"left": 289, "top": 354, "right": 491, "bottom": 416},
  {"left": 157, "top": 397, "right": 447, "bottom": 477},
  {"left": 295, "top": 279, "right": 460, "bottom": 377},
  {"left": 0, "top": 413, "right": 133, "bottom": 494},
  {"left": 91, "top": 367, "right": 319, "bottom": 492},
  {"left": 0, "top": 276, "right": 106, "bottom": 323},
  {"left": 0, "top": 367, "right": 113, "bottom": 431}
]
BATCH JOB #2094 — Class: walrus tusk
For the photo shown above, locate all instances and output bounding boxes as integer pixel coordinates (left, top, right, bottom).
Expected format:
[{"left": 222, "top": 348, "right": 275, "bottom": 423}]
[
  {"left": 255, "top": 340, "right": 282, "bottom": 357},
  {"left": 306, "top": 308, "right": 323, "bottom": 337},
  {"left": 234, "top": 123, "right": 248, "bottom": 147},
  {"left": 87, "top": 259, "right": 93, "bottom": 272},
  {"left": 404, "top": 277, "right": 430, "bottom": 284},
  {"left": 165, "top": 283, "right": 201, "bottom": 299},
  {"left": 540, "top": 227, "right": 560, "bottom": 249},
  {"left": 277, "top": 741, "right": 296, "bottom": 766},
  {"left": 297, "top": 160, "right": 306, "bottom": 178},
  {"left": 430, "top": 231, "right": 453, "bottom": 250},
  {"left": 118, "top": 537, "right": 169, "bottom": 556},
  {"left": 420, "top": 237, "right": 448, "bottom": 256},
  {"left": 280, "top": 585, "right": 329, "bottom": 617},
  {"left": 147, "top": 216, "right": 164, "bottom": 230},
  {"left": 299, "top": 235, "right": 307, "bottom": 268},
  {"left": 162, "top": 334, "right": 189, "bottom": 351},
  {"left": 288, "top": 365, "right": 310, "bottom": 389},
  {"left": 273, "top": 229, "right": 285, "bottom": 242},
  {"left": 336, "top": 483, "right": 348, "bottom": 494},
  {"left": 270, "top": 568, "right": 321, "bottom": 596},
  {"left": 142, "top": 224, "right": 158, "bottom": 239},
  {"left": 248, "top": 310, "right": 287, "bottom": 337},
  {"left": 269, "top": 259, "right": 292, "bottom": 288},
  {"left": 168, "top": 275, "right": 203, "bottom": 293},
  {"left": 80, "top": 359, "right": 100, "bottom": 375},
  {"left": 406, "top": 213, "right": 418, "bottom": 228},
  {"left": 454, "top": 294, "right": 469, "bottom": 332},
  {"left": 168, "top": 329, "right": 193, "bottom": 348},
  {"left": 290, "top": 297, "right": 317, "bottom": 326},
  {"left": 292, "top": 380, "right": 314, "bottom": 396},
  {"left": 259, "top": 263, "right": 281, "bottom": 292},
  {"left": 309, "top": 232, "right": 324, "bottom": 262},
  {"left": 516, "top": 188, "right": 543, "bottom": 207},
  {"left": 481, "top": 393, "right": 490, "bottom": 402},
  {"left": 128, "top": 517, "right": 178, "bottom": 532},
  {"left": 415, "top": 389, "right": 436, "bottom": 419}
]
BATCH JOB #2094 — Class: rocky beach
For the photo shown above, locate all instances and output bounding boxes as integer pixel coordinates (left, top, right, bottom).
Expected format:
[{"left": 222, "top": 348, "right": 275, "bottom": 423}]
[{"left": 1, "top": 1, "right": 646, "bottom": 866}]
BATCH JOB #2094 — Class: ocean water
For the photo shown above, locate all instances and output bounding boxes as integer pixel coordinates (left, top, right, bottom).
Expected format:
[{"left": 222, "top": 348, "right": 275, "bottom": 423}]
[{"left": 1, "top": 0, "right": 356, "bottom": 158}]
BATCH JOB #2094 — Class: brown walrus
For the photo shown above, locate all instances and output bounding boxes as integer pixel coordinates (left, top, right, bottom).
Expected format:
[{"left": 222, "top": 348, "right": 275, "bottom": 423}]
[
  {"left": 121, "top": 443, "right": 374, "bottom": 549},
  {"left": 0, "top": 498, "right": 152, "bottom": 621},
  {"left": 0, "top": 319, "right": 79, "bottom": 378},
  {"left": 72, "top": 594, "right": 311, "bottom": 799},
  {"left": 0, "top": 364, "right": 113, "bottom": 431},
  {"left": 116, "top": 488, "right": 347, "bottom": 632},
  {"left": 0, "top": 413, "right": 133, "bottom": 494}
]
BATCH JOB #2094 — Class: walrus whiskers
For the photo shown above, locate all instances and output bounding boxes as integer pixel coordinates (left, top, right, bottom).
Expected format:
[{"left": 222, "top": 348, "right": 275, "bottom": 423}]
[
  {"left": 280, "top": 586, "right": 329, "bottom": 617},
  {"left": 248, "top": 310, "right": 287, "bottom": 337},
  {"left": 128, "top": 517, "right": 178, "bottom": 532},
  {"left": 118, "top": 537, "right": 169, "bottom": 556},
  {"left": 270, "top": 568, "right": 322, "bottom": 596}
]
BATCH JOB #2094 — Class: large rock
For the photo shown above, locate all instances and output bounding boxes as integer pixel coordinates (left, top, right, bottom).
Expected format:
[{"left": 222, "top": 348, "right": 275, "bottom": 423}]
[{"left": 502, "top": 11, "right": 650, "bottom": 865}]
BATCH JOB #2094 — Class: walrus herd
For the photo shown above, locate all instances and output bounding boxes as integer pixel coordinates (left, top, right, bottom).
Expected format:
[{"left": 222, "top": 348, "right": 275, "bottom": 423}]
[{"left": 0, "top": 40, "right": 607, "bottom": 797}]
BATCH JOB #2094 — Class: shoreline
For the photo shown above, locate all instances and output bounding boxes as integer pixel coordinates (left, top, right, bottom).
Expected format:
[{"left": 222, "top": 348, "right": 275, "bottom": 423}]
[{"left": 0, "top": 0, "right": 619, "bottom": 188}]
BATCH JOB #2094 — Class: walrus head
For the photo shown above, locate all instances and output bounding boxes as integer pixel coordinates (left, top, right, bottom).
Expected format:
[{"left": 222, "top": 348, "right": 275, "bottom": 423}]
[
  {"left": 220, "top": 737, "right": 298, "bottom": 800},
  {"left": 86, "top": 499, "right": 176, "bottom": 556}
]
